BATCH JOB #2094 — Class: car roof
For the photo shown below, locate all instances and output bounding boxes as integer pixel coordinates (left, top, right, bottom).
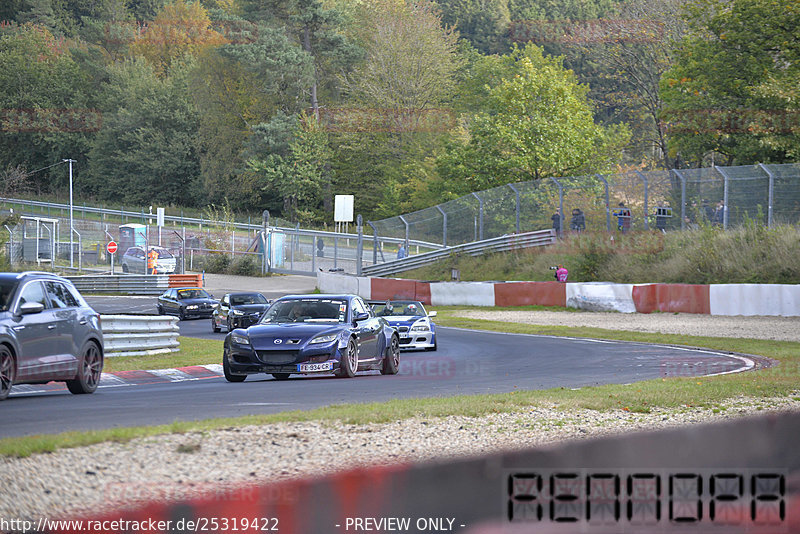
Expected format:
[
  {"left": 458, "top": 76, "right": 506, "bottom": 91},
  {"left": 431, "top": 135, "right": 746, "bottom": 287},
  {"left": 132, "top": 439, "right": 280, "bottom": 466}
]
[
  {"left": 277, "top": 294, "right": 354, "bottom": 301},
  {"left": 0, "top": 271, "right": 66, "bottom": 283},
  {"left": 228, "top": 291, "right": 265, "bottom": 297}
]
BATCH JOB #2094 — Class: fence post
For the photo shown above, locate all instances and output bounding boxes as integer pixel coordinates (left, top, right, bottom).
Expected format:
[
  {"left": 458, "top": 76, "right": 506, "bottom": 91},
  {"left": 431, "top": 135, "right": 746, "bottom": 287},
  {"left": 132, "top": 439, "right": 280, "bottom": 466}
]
[
  {"left": 356, "top": 214, "right": 363, "bottom": 276},
  {"left": 435, "top": 206, "right": 448, "bottom": 247},
  {"left": 635, "top": 170, "right": 650, "bottom": 230},
  {"left": 672, "top": 169, "right": 687, "bottom": 230},
  {"left": 508, "top": 183, "right": 521, "bottom": 233},
  {"left": 471, "top": 192, "right": 484, "bottom": 241},
  {"left": 595, "top": 174, "right": 611, "bottom": 232},
  {"left": 715, "top": 166, "right": 731, "bottom": 229},
  {"left": 758, "top": 163, "right": 775, "bottom": 227},
  {"left": 550, "top": 177, "right": 564, "bottom": 236},
  {"left": 399, "top": 215, "right": 409, "bottom": 250},
  {"left": 367, "top": 221, "right": 382, "bottom": 265}
]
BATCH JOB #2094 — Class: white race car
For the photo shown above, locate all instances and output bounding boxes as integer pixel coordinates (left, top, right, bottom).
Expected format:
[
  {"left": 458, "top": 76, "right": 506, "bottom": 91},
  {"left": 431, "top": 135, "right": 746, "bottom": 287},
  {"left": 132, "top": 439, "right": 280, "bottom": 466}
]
[{"left": 369, "top": 300, "right": 437, "bottom": 351}]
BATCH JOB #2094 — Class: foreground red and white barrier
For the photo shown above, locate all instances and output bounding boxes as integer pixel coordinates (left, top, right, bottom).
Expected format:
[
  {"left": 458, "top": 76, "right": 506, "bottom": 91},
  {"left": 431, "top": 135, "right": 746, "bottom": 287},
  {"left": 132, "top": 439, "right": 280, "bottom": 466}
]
[{"left": 317, "top": 272, "right": 800, "bottom": 316}]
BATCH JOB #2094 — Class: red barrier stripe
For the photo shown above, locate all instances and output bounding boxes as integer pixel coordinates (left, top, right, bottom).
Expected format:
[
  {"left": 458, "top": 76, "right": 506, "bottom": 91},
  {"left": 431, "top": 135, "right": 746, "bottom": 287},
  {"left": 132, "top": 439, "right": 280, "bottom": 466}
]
[
  {"left": 494, "top": 281, "right": 566, "bottom": 308},
  {"left": 632, "top": 284, "right": 710, "bottom": 314},
  {"left": 371, "top": 278, "right": 418, "bottom": 301},
  {"left": 414, "top": 282, "right": 432, "bottom": 305}
]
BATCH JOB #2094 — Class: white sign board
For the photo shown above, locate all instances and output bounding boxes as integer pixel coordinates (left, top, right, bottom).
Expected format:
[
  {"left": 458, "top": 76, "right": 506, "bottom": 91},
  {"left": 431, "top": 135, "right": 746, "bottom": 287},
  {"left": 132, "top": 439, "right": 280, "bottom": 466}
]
[
  {"left": 334, "top": 195, "right": 354, "bottom": 222},
  {"left": 156, "top": 207, "right": 165, "bottom": 227}
]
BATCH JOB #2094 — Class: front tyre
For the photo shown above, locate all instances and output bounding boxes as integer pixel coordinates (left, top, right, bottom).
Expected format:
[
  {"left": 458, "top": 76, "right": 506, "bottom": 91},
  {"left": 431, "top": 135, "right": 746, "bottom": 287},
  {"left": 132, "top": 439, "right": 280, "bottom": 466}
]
[
  {"left": 336, "top": 337, "right": 358, "bottom": 378},
  {"left": 381, "top": 335, "right": 400, "bottom": 375},
  {"left": 66, "top": 342, "right": 103, "bottom": 394},
  {"left": 0, "top": 346, "right": 15, "bottom": 401},
  {"left": 223, "top": 350, "right": 246, "bottom": 382},
  {"left": 211, "top": 316, "right": 220, "bottom": 333}
]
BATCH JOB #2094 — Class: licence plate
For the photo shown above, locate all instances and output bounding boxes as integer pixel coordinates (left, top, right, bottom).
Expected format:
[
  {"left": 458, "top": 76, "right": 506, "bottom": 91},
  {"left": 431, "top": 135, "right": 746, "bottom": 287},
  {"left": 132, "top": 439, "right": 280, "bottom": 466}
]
[{"left": 297, "top": 362, "right": 333, "bottom": 372}]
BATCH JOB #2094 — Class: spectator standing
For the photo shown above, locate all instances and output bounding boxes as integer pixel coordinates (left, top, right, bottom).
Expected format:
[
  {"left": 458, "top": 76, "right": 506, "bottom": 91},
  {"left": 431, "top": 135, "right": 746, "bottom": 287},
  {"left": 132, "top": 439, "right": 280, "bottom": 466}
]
[
  {"left": 397, "top": 243, "right": 407, "bottom": 260},
  {"left": 551, "top": 208, "right": 562, "bottom": 235},
  {"left": 570, "top": 208, "right": 585, "bottom": 232},
  {"left": 615, "top": 202, "right": 631, "bottom": 233},
  {"left": 713, "top": 200, "right": 725, "bottom": 227},
  {"left": 555, "top": 265, "right": 569, "bottom": 282}
]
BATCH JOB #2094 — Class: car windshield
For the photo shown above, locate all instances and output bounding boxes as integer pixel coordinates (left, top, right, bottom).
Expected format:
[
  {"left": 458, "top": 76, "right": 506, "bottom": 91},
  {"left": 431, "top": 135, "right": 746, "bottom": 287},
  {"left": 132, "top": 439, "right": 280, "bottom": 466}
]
[
  {"left": 261, "top": 299, "right": 347, "bottom": 324},
  {"left": 0, "top": 280, "right": 17, "bottom": 312},
  {"left": 152, "top": 248, "right": 174, "bottom": 259},
  {"left": 230, "top": 293, "right": 267, "bottom": 305},
  {"left": 177, "top": 289, "right": 210, "bottom": 300},
  {"left": 372, "top": 300, "right": 425, "bottom": 317}
]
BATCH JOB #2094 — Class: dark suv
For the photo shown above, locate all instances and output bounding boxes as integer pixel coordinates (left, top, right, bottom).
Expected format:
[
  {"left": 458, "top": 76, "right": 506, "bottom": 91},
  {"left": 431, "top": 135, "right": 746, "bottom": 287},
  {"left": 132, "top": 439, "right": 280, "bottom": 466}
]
[{"left": 0, "top": 272, "right": 104, "bottom": 400}]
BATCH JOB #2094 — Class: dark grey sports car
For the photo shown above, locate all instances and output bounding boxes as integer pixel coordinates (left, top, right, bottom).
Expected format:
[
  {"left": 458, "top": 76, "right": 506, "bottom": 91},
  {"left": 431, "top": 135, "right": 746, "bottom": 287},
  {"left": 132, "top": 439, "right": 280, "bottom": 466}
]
[{"left": 223, "top": 294, "right": 400, "bottom": 381}]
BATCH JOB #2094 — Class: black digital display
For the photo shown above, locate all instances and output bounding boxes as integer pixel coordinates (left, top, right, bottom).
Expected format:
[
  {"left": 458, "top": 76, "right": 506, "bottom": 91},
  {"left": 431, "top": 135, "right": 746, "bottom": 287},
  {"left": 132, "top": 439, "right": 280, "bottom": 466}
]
[{"left": 506, "top": 469, "right": 786, "bottom": 530}]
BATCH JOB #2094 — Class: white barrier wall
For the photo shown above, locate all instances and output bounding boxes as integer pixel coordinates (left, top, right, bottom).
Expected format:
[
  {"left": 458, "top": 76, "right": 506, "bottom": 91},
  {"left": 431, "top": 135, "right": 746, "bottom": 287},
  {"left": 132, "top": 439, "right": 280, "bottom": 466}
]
[
  {"left": 316, "top": 272, "right": 371, "bottom": 299},
  {"left": 566, "top": 282, "right": 637, "bottom": 313},
  {"left": 430, "top": 282, "right": 495, "bottom": 307},
  {"left": 710, "top": 284, "right": 800, "bottom": 316}
]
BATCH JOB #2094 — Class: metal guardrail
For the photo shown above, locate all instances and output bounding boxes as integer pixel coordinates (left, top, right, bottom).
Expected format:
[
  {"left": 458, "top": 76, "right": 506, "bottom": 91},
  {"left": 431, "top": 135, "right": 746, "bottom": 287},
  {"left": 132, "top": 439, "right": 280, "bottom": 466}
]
[
  {"left": 0, "top": 196, "right": 445, "bottom": 251},
  {"left": 67, "top": 274, "right": 170, "bottom": 294},
  {"left": 101, "top": 315, "right": 179, "bottom": 357},
  {"left": 362, "top": 229, "right": 556, "bottom": 277}
]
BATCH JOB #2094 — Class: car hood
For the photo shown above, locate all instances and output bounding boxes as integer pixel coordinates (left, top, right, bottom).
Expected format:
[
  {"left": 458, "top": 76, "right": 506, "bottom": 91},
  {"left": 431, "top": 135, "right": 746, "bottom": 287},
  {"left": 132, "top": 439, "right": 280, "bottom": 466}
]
[
  {"left": 231, "top": 304, "right": 269, "bottom": 313},
  {"left": 246, "top": 322, "right": 343, "bottom": 349},
  {"left": 384, "top": 316, "right": 427, "bottom": 326}
]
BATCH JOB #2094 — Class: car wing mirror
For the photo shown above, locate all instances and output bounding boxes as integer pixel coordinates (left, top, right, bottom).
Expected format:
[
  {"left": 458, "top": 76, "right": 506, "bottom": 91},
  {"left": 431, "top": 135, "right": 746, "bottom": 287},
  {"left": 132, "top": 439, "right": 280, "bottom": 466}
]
[
  {"left": 19, "top": 302, "right": 45, "bottom": 315},
  {"left": 428, "top": 310, "right": 437, "bottom": 317},
  {"left": 353, "top": 312, "right": 370, "bottom": 324}
]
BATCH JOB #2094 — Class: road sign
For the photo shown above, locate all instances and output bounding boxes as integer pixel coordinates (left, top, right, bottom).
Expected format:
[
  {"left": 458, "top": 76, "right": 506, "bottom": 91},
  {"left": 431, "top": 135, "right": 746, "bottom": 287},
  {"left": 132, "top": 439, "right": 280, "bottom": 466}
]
[
  {"left": 107, "top": 241, "right": 118, "bottom": 254},
  {"left": 334, "top": 195, "right": 354, "bottom": 222}
]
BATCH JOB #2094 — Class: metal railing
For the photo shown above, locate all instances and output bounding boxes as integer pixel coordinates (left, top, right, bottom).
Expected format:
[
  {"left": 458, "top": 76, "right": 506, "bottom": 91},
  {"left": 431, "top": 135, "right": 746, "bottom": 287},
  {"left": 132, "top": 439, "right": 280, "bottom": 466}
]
[
  {"left": 361, "top": 229, "right": 556, "bottom": 277},
  {"left": 101, "top": 315, "right": 179, "bottom": 357},
  {"left": 67, "top": 275, "right": 170, "bottom": 294}
]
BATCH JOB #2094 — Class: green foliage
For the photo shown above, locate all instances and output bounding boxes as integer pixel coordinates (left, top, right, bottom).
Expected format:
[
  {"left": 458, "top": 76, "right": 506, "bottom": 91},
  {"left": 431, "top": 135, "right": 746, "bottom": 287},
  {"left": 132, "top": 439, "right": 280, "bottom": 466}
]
[
  {"left": 83, "top": 58, "right": 202, "bottom": 205},
  {"left": 229, "top": 254, "right": 259, "bottom": 276},
  {"left": 660, "top": 0, "right": 800, "bottom": 165},
  {"left": 438, "top": 43, "right": 629, "bottom": 194}
]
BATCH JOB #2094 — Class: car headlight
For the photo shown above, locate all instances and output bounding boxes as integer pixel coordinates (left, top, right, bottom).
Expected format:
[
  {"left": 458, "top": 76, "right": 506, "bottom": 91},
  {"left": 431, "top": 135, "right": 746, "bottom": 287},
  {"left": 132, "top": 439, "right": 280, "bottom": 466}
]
[
  {"left": 411, "top": 322, "right": 430, "bottom": 332},
  {"left": 231, "top": 332, "right": 250, "bottom": 345},
  {"left": 186, "top": 305, "right": 199, "bottom": 310},
  {"left": 232, "top": 309, "right": 244, "bottom": 315},
  {"left": 309, "top": 333, "right": 337, "bottom": 344}
]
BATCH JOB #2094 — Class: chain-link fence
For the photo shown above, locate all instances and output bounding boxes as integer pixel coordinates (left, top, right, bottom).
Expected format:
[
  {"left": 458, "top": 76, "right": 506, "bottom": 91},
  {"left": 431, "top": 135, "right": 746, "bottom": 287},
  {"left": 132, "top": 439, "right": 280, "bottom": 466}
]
[{"left": 369, "top": 163, "right": 800, "bottom": 246}]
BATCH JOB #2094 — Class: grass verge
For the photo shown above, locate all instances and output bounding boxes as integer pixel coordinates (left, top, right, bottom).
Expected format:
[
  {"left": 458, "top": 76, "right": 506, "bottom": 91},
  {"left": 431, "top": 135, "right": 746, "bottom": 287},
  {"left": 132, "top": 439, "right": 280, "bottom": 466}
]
[
  {"left": 2, "top": 307, "right": 798, "bottom": 457},
  {"left": 102, "top": 337, "right": 222, "bottom": 372}
]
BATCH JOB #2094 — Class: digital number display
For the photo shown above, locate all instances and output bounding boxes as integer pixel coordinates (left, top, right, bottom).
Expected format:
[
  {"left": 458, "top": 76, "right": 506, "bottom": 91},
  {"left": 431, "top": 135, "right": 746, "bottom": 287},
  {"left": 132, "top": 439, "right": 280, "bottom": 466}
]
[{"left": 506, "top": 469, "right": 786, "bottom": 530}]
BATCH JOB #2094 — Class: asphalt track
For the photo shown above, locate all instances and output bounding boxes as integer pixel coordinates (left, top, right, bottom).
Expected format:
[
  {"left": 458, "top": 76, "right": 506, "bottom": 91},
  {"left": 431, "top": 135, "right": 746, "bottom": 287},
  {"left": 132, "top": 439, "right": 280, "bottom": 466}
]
[{"left": 0, "top": 297, "right": 752, "bottom": 438}]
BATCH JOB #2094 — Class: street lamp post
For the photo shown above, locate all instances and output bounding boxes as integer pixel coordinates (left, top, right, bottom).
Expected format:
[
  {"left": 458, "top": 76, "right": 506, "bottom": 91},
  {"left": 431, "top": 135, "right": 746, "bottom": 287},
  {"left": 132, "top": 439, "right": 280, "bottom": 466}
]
[{"left": 63, "top": 159, "right": 76, "bottom": 267}]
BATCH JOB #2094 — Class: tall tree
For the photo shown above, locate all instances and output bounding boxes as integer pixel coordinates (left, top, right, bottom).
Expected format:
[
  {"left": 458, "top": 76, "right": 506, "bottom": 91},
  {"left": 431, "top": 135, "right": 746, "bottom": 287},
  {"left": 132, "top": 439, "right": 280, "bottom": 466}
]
[
  {"left": 129, "top": 0, "right": 227, "bottom": 75},
  {"left": 435, "top": 0, "right": 510, "bottom": 54},
  {"left": 437, "top": 43, "right": 629, "bottom": 194},
  {"left": 84, "top": 58, "right": 202, "bottom": 205},
  {"left": 660, "top": 0, "right": 800, "bottom": 165}
]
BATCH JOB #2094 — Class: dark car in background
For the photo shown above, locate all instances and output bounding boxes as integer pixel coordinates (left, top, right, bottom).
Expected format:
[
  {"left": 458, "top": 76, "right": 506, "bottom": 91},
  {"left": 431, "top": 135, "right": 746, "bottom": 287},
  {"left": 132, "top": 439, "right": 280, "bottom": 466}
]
[
  {"left": 0, "top": 271, "right": 104, "bottom": 400},
  {"left": 223, "top": 294, "right": 400, "bottom": 382},
  {"left": 212, "top": 292, "right": 270, "bottom": 332},
  {"left": 157, "top": 287, "right": 218, "bottom": 320}
]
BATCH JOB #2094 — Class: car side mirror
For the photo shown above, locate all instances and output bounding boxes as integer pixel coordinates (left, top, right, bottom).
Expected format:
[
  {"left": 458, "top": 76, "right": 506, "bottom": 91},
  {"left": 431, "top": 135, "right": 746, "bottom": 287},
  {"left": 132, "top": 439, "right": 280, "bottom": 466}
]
[
  {"left": 353, "top": 312, "right": 370, "bottom": 323},
  {"left": 428, "top": 311, "right": 437, "bottom": 317},
  {"left": 19, "top": 302, "right": 44, "bottom": 315}
]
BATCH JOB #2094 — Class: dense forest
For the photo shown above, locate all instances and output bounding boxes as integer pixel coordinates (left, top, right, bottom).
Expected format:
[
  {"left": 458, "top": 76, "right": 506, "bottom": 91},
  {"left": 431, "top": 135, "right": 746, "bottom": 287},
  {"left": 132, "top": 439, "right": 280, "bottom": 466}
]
[{"left": 0, "top": 0, "right": 797, "bottom": 224}]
